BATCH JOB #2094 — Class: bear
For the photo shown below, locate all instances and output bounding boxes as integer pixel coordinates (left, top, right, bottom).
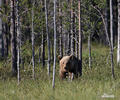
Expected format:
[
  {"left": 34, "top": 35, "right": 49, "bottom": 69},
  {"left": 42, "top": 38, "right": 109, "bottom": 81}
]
[{"left": 59, "top": 55, "right": 82, "bottom": 80}]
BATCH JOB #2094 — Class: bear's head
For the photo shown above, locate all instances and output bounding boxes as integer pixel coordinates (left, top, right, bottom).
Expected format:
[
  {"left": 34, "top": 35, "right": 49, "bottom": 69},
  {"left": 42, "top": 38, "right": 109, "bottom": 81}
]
[
  {"left": 59, "top": 55, "right": 75, "bottom": 70},
  {"left": 59, "top": 56, "right": 70, "bottom": 71},
  {"left": 64, "top": 55, "right": 76, "bottom": 71}
]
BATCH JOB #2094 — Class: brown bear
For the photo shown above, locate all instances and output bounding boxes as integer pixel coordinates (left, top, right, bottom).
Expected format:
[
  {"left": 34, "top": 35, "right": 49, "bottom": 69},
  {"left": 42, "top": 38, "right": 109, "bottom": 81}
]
[{"left": 59, "top": 55, "right": 82, "bottom": 80}]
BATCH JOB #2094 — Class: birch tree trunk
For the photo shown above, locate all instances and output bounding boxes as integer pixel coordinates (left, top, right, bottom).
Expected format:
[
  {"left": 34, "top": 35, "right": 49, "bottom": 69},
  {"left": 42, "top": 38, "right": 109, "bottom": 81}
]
[
  {"left": 59, "top": 0, "right": 63, "bottom": 57},
  {"left": 52, "top": 0, "right": 56, "bottom": 89},
  {"left": 45, "top": 0, "right": 50, "bottom": 76},
  {"left": 39, "top": 46, "right": 41, "bottom": 67},
  {"left": 117, "top": 0, "right": 120, "bottom": 64},
  {"left": 70, "top": 0, "right": 75, "bottom": 55},
  {"left": 113, "top": 0, "right": 118, "bottom": 45},
  {"left": 32, "top": 0, "right": 35, "bottom": 79},
  {"left": 66, "top": 0, "right": 71, "bottom": 55},
  {"left": 88, "top": 34, "right": 91, "bottom": 68},
  {"left": 16, "top": 0, "right": 20, "bottom": 84},
  {"left": 106, "top": 0, "right": 110, "bottom": 39},
  {"left": 78, "top": 0, "right": 82, "bottom": 76},
  {"left": 10, "top": 0, "right": 17, "bottom": 76},
  {"left": 42, "top": 0, "right": 45, "bottom": 67},
  {"left": 75, "top": 17, "right": 78, "bottom": 58},
  {"left": 41, "top": 30, "right": 45, "bottom": 67},
  {"left": 110, "top": 0, "right": 115, "bottom": 78}
]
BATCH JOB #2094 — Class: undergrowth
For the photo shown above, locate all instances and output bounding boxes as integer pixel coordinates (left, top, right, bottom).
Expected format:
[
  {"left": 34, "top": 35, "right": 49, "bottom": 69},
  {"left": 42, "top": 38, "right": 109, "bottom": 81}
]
[{"left": 0, "top": 43, "right": 120, "bottom": 100}]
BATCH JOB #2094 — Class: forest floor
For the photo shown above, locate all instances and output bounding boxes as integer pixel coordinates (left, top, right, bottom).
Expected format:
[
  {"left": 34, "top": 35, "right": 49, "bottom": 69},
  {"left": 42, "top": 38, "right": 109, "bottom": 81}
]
[{"left": 0, "top": 43, "right": 120, "bottom": 100}]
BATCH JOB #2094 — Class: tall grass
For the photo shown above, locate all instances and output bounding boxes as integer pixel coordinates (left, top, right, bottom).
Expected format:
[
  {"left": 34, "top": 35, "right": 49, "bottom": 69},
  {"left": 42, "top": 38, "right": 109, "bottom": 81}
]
[{"left": 0, "top": 43, "right": 120, "bottom": 100}]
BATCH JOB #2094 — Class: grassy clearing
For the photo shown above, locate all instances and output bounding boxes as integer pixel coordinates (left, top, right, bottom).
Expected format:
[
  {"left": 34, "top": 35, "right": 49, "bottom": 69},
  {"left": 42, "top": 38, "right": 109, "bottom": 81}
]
[{"left": 0, "top": 43, "right": 120, "bottom": 100}]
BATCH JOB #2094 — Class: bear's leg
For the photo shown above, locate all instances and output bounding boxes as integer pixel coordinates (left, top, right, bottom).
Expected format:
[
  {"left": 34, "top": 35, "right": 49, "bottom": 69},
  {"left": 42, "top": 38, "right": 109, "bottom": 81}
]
[
  {"left": 60, "top": 71, "right": 67, "bottom": 79},
  {"left": 68, "top": 72, "right": 74, "bottom": 81}
]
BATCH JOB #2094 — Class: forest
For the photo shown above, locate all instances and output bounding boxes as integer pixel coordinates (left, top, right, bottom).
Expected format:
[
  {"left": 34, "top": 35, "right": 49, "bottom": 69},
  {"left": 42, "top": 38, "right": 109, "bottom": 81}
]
[{"left": 0, "top": 0, "right": 120, "bottom": 100}]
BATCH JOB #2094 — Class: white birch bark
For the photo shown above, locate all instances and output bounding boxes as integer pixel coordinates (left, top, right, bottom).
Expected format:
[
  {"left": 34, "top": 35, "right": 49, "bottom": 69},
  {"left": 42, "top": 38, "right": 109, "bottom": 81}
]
[
  {"left": 117, "top": 0, "right": 120, "bottom": 64},
  {"left": 78, "top": 0, "right": 82, "bottom": 76},
  {"left": 45, "top": 0, "right": 50, "bottom": 76},
  {"left": 32, "top": 0, "right": 35, "bottom": 79},
  {"left": 52, "top": 0, "right": 56, "bottom": 89},
  {"left": 88, "top": 34, "right": 91, "bottom": 68},
  {"left": 110, "top": 0, "right": 115, "bottom": 78},
  {"left": 16, "top": 0, "right": 21, "bottom": 84}
]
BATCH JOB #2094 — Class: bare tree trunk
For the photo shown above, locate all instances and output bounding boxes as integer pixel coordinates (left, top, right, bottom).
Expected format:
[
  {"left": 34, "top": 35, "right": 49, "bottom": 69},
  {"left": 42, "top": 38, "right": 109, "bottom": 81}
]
[
  {"left": 110, "top": 0, "right": 115, "bottom": 78},
  {"left": 51, "top": 41, "right": 54, "bottom": 61},
  {"left": 16, "top": 0, "right": 20, "bottom": 84},
  {"left": 41, "top": 30, "right": 45, "bottom": 67},
  {"left": 52, "top": 0, "right": 56, "bottom": 89},
  {"left": 106, "top": 0, "right": 110, "bottom": 39},
  {"left": 32, "top": 0, "right": 35, "bottom": 79},
  {"left": 67, "top": 31, "right": 71, "bottom": 55},
  {"left": 78, "top": 0, "right": 82, "bottom": 76},
  {"left": 117, "top": 0, "right": 120, "bottom": 64},
  {"left": 66, "top": 0, "right": 71, "bottom": 55},
  {"left": 39, "top": 46, "right": 41, "bottom": 67},
  {"left": 42, "top": 0, "right": 45, "bottom": 68},
  {"left": 70, "top": 0, "right": 75, "bottom": 55},
  {"left": 113, "top": 0, "right": 118, "bottom": 45},
  {"left": 45, "top": 0, "right": 50, "bottom": 76},
  {"left": 88, "top": 34, "right": 91, "bottom": 68},
  {"left": 59, "top": 0, "right": 63, "bottom": 57},
  {"left": 75, "top": 17, "right": 78, "bottom": 58},
  {"left": 75, "top": 34, "right": 78, "bottom": 58},
  {"left": 10, "top": 0, "right": 17, "bottom": 76}
]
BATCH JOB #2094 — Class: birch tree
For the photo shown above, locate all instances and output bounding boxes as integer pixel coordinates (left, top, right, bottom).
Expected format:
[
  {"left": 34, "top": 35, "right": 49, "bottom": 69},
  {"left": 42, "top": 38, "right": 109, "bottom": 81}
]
[
  {"left": 41, "top": 0, "right": 45, "bottom": 67},
  {"left": 16, "top": 0, "right": 20, "bottom": 84},
  {"left": 88, "top": 34, "right": 91, "bottom": 68},
  {"left": 52, "top": 0, "right": 56, "bottom": 89},
  {"left": 66, "top": 0, "right": 71, "bottom": 55},
  {"left": 58, "top": 0, "right": 63, "bottom": 57},
  {"left": 70, "top": 0, "right": 75, "bottom": 55},
  {"left": 45, "top": 0, "right": 50, "bottom": 76},
  {"left": 110, "top": 0, "right": 115, "bottom": 78},
  {"left": 32, "top": 0, "right": 35, "bottom": 79},
  {"left": 78, "top": 0, "right": 82, "bottom": 76},
  {"left": 75, "top": 18, "right": 78, "bottom": 58},
  {"left": 117, "top": 0, "right": 120, "bottom": 64},
  {"left": 10, "top": 0, "right": 17, "bottom": 76}
]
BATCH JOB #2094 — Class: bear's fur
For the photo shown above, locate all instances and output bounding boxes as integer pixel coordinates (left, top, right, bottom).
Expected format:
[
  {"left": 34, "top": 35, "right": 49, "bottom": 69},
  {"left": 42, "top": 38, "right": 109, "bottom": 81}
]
[{"left": 59, "top": 55, "right": 82, "bottom": 80}]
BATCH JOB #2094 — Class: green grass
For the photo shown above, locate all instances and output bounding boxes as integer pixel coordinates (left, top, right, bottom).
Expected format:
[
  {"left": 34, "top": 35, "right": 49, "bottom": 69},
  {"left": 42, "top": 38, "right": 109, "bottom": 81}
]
[{"left": 0, "top": 43, "right": 120, "bottom": 100}]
